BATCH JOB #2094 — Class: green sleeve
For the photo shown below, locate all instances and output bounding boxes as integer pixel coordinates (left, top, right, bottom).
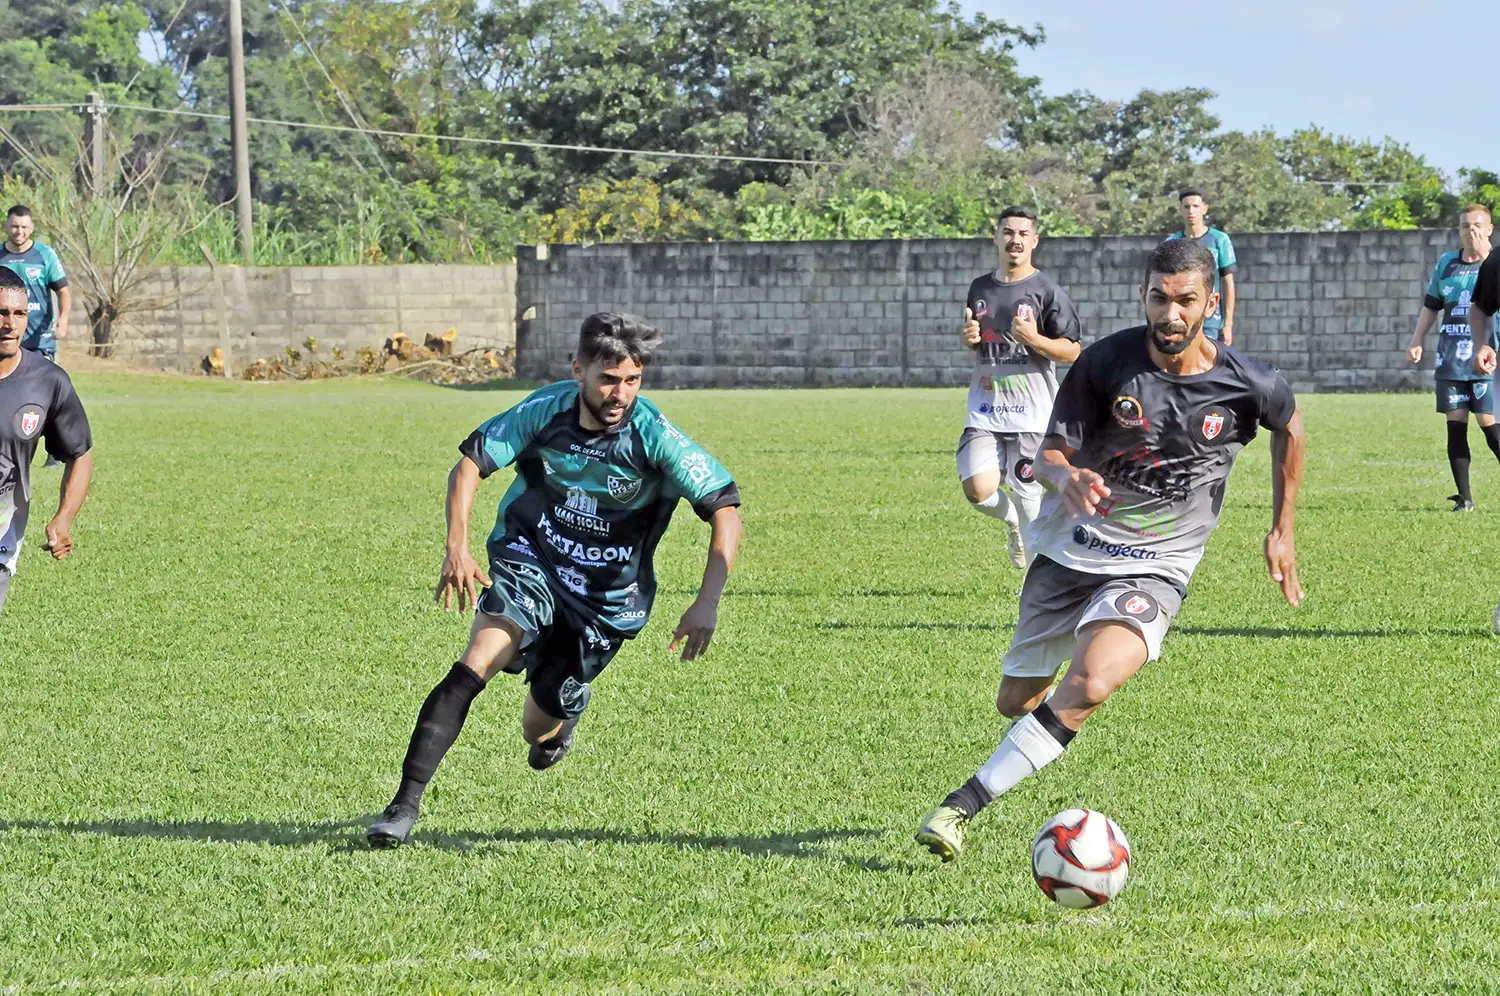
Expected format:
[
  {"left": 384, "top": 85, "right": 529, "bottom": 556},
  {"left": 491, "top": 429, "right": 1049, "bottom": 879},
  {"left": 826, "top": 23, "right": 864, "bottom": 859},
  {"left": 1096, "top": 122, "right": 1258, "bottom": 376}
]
[
  {"left": 459, "top": 382, "right": 573, "bottom": 477},
  {"left": 644, "top": 411, "right": 740, "bottom": 520},
  {"left": 1216, "top": 231, "right": 1237, "bottom": 272},
  {"left": 42, "top": 245, "right": 66, "bottom": 287}
]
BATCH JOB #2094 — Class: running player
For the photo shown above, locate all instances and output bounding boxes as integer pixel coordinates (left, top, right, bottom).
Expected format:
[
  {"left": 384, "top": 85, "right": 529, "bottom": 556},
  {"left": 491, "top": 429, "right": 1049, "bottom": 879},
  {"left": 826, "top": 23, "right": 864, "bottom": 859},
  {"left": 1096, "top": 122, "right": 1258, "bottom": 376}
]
[
  {"left": 1405, "top": 204, "right": 1497, "bottom": 512},
  {"left": 1164, "top": 189, "right": 1236, "bottom": 344},
  {"left": 0, "top": 268, "right": 93, "bottom": 615},
  {"left": 958, "top": 207, "right": 1082, "bottom": 567},
  {"left": 916, "top": 239, "right": 1305, "bottom": 862},
  {"left": 366, "top": 313, "right": 743, "bottom": 848}
]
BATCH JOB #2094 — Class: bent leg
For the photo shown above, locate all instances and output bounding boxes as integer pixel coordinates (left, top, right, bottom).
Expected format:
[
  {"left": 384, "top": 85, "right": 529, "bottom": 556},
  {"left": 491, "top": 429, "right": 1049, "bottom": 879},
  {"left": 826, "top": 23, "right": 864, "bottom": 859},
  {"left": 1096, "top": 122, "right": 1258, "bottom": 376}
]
[{"left": 1046, "top": 621, "right": 1151, "bottom": 730}]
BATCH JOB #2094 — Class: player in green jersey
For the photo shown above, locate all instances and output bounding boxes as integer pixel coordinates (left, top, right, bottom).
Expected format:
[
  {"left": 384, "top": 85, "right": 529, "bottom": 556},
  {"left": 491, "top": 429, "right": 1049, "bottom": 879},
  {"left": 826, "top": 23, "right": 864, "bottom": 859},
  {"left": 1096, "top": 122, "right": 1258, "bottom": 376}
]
[{"left": 366, "top": 313, "right": 742, "bottom": 847}]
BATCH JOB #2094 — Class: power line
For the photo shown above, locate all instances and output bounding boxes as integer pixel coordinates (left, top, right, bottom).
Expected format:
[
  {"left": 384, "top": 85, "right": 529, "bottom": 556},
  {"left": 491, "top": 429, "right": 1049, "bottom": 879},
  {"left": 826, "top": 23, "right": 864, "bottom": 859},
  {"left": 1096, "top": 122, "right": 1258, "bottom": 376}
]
[{"left": 100, "top": 101, "right": 847, "bottom": 168}]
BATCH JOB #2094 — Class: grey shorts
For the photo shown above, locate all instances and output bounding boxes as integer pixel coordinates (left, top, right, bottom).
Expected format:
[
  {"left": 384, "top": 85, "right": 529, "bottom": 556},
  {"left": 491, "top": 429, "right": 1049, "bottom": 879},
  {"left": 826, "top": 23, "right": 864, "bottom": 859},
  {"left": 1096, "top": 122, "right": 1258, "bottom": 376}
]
[
  {"left": 1002, "top": 556, "right": 1183, "bottom": 679},
  {"left": 955, "top": 427, "right": 1044, "bottom": 497},
  {"left": 0, "top": 566, "right": 11, "bottom": 615}
]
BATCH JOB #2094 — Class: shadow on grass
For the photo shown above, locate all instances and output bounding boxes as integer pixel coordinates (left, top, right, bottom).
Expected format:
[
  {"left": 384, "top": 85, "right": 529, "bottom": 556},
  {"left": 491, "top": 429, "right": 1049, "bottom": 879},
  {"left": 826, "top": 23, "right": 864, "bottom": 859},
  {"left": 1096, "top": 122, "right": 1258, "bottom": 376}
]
[{"left": 0, "top": 819, "right": 900, "bottom": 871}]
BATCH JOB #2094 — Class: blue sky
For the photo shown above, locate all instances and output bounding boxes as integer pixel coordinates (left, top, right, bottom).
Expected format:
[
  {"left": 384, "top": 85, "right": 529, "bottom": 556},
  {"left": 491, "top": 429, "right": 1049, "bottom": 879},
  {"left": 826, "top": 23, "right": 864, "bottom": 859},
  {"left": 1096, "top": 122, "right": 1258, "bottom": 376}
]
[{"left": 966, "top": 0, "right": 1498, "bottom": 181}]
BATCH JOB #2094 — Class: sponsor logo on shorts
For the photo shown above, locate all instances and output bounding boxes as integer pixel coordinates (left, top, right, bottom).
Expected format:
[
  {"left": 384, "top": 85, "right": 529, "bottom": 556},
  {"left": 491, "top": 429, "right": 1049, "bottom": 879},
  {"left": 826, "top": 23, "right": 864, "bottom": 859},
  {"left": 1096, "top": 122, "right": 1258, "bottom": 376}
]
[
  {"left": 1449, "top": 386, "right": 1471, "bottom": 407},
  {"left": 511, "top": 563, "right": 546, "bottom": 583},
  {"left": 1073, "top": 525, "right": 1159, "bottom": 561},
  {"left": 1111, "top": 395, "right": 1148, "bottom": 430},
  {"left": 514, "top": 592, "right": 537, "bottom": 612},
  {"left": 607, "top": 475, "right": 642, "bottom": 502},
  {"left": 1014, "top": 458, "right": 1034, "bottom": 482},
  {"left": 13, "top": 405, "right": 43, "bottom": 440}
]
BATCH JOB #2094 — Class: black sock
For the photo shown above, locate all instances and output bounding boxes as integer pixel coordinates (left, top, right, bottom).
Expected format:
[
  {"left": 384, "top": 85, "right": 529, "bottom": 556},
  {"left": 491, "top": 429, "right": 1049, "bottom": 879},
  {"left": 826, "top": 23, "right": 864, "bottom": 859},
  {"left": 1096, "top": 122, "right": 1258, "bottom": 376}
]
[
  {"left": 391, "top": 662, "right": 486, "bottom": 811},
  {"left": 1483, "top": 423, "right": 1500, "bottom": 463},
  {"left": 1031, "top": 701, "right": 1078, "bottom": 747},
  {"left": 1448, "top": 421, "right": 1472, "bottom": 501},
  {"left": 942, "top": 776, "right": 994, "bottom": 819}
]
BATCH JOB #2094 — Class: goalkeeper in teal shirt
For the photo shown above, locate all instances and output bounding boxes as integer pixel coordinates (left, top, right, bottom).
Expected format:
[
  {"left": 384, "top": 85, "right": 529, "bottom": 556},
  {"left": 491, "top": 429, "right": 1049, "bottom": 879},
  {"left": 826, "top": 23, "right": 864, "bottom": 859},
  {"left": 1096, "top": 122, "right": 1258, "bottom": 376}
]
[{"left": 368, "top": 313, "right": 744, "bottom": 848}]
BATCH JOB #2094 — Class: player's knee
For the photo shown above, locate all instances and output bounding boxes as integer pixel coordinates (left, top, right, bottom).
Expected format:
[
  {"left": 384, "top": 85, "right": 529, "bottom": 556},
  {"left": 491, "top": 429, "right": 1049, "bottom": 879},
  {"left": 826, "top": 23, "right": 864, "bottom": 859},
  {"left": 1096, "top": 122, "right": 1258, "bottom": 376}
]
[
  {"left": 996, "top": 684, "right": 1046, "bottom": 718},
  {"left": 1059, "top": 670, "right": 1116, "bottom": 710},
  {"left": 961, "top": 478, "right": 994, "bottom": 504}
]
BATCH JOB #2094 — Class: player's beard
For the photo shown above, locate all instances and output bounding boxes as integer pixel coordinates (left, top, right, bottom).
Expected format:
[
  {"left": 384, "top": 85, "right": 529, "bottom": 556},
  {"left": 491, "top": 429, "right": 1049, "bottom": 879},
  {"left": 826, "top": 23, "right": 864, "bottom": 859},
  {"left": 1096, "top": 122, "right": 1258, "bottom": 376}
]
[
  {"left": 1149, "top": 316, "right": 1203, "bottom": 355},
  {"left": 582, "top": 391, "right": 631, "bottom": 428}
]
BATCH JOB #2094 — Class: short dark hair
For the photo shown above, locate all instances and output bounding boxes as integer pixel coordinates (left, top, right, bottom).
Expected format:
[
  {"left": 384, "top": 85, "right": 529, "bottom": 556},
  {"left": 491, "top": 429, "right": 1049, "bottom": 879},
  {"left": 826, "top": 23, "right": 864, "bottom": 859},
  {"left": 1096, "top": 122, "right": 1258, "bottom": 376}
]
[
  {"left": 1178, "top": 188, "right": 1205, "bottom": 203},
  {"left": 0, "top": 266, "right": 25, "bottom": 292},
  {"left": 996, "top": 206, "right": 1038, "bottom": 229},
  {"left": 577, "top": 312, "right": 662, "bottom": 367},
  {"left": 6, "top": 205, "right": 31, "bottom": 220},
  {"left": 1145, "top": 239, "right": 1217, "bottom": 293}
]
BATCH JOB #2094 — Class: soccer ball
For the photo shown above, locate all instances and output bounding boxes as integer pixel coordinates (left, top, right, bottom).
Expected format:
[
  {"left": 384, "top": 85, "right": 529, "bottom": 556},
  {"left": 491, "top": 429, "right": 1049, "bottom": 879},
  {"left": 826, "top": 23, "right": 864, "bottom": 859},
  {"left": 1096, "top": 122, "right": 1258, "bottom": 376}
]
[{"left": 1030, "top": 808, "right": 1131, "bottom": 909}]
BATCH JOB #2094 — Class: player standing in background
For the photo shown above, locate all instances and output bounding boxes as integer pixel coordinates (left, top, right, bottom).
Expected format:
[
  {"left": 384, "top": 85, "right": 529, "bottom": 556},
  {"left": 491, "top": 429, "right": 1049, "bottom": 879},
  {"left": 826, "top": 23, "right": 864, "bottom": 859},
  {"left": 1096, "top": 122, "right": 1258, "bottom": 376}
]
[
  {"left": 916, "top": 240, "right": 1304, "bottom": 863},
  {"left": 1164, "top": 189, "right": 1236, "bottom": 345},
  {"left": 367, "top": 313, "right": 743, "bottom": 848},
  {"left": 0, "top": 268, "right": 93, "bottom": 615},
  {"left": 0, "top": 206, "right": 70, "bottom": 362},
  {"left": 1405, "top": 205, "right": 1496, "bottom": 512},
  {"left": 958, "top": 207, "right": 1082, "bottom": 568}
]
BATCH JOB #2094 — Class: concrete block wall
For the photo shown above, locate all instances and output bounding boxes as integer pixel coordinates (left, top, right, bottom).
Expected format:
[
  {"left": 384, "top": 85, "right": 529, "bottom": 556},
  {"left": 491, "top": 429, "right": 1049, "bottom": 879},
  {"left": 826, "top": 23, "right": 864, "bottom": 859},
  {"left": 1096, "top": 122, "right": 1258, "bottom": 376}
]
[
  {"left": 93, "top": 264, "right": 517, "bottom": 372},
  {"left": 515, "top": 230, "right": 1456, "bottom": 392}
]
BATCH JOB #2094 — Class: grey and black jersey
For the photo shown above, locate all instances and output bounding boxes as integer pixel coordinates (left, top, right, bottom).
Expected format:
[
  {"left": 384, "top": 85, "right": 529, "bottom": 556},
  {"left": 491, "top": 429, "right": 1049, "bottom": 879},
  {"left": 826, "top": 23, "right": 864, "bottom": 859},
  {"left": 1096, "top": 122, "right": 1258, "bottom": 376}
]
[
  {"left": 0, "top": 350, "right": 91, "bottom": 574},
  {"left": 1027, "top": 327, "right": 1296, "bottom": 588},
  {"left": 964, "top": 270, "right": 1082, "bottom": 434}
]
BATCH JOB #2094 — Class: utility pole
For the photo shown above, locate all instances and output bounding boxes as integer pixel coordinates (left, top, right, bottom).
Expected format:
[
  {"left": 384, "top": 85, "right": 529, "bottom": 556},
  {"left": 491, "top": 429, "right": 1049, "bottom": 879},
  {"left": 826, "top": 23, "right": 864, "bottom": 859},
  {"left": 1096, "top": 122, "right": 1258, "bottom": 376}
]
[
  {"left": 84, "top": 92, "right": 105, "bottom": 197},
  {"left": 227, "top": 0, "right": 254, "bottom": 261}
]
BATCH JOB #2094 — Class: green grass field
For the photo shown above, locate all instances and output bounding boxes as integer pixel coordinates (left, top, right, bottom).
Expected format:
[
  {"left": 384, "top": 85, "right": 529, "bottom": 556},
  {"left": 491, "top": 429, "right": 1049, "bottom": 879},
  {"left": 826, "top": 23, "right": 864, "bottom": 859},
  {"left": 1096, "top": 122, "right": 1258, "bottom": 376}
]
[{"left": 2, "top": 376, "right": 1499, "bottom": 993}]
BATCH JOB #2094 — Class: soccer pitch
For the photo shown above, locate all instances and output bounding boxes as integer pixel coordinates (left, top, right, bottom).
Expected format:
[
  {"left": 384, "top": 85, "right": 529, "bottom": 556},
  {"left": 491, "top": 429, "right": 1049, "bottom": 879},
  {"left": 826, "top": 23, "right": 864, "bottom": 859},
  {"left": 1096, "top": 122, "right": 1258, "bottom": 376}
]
[{"left": 2, "top": 375, "right": 1498, "bottom": 993}]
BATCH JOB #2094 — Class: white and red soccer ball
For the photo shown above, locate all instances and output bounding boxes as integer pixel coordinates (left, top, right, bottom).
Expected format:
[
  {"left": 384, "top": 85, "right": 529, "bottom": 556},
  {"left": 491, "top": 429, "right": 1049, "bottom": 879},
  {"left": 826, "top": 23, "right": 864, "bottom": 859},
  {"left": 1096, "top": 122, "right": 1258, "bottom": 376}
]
[{"left": 1030, "top": 808, "right": 1131, "bottom": 909}]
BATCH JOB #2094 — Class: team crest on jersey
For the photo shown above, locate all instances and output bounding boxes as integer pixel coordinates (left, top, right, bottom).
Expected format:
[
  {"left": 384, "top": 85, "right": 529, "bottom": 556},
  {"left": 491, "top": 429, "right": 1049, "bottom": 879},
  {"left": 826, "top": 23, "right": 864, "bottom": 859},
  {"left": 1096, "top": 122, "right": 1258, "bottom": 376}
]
[
  {"left": 973, "top": 299, "right": 990, "bottom": 320},
  {"left": 1114, "top": 590, "right": 1158, "bottom": 622},
  {"left": 607, "top": 475, "right": 642, "bottom": 502},
  {"left": 1111, "top": 395, "right": 1148, "bottom": 429},
  {"left": 14, "top": 405, "right": 43, "bottom": 439},
  {"left": 1193, "top": 405, "right": 1233, "bottom": 443},
  {"left": 24, "top": 267, "right": 40, "bottom": 282},
  {"left": 1457, "top": 340, "right": 1475, "bottom": 362}
]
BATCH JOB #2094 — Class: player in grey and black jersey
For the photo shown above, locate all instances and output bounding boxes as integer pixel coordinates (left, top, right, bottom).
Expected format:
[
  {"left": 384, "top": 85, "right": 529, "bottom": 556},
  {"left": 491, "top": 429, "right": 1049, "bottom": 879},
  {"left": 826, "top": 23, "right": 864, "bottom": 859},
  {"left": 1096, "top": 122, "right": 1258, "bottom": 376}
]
[
  {"left": 957, "top": 207, "right": 1082, "bottom": 567},
  {"left": 917, "top": 239, "right": 1306, "bottom": 863}
]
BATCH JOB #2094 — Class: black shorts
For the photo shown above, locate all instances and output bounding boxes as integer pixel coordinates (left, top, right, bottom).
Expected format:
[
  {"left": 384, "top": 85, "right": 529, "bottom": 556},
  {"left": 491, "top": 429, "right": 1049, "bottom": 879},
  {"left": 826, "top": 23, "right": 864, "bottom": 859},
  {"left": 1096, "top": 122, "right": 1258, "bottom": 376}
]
[
  {"left": 476, "top": 537, "right": 624, "bottom": 720},
  {"left": 1436, "top": 378, "right": 1495, "bottom": 415}
]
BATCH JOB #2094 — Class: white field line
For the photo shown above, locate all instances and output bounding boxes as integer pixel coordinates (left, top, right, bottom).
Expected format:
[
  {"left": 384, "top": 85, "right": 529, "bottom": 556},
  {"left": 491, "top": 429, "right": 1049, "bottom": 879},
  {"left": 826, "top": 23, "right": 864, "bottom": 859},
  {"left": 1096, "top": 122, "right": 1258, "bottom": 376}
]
[{"left": 4, "top": 897, "right": 1497, "bottom": 993}]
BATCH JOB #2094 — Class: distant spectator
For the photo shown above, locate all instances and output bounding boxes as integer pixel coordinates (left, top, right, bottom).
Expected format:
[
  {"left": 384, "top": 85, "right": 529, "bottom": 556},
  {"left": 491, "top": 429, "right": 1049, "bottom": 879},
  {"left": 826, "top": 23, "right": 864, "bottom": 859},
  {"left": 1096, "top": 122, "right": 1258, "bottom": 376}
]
[
  {"left": 1163, "top": 189, "right": 1236, "bottom": 345},
  {"left": 0, "top": 205, "right": 70, "bottom": 362}
]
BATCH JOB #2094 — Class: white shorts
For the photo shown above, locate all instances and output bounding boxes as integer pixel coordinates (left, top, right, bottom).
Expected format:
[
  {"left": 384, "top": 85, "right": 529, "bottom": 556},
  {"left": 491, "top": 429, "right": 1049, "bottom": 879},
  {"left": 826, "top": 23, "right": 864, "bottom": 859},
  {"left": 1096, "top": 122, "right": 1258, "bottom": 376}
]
[
  {"left": 1001, "top": 556, "right": 1183, "bottom": 679},
  {"left": 955, "top": 427, "right": 1044, "bottom": 498}
]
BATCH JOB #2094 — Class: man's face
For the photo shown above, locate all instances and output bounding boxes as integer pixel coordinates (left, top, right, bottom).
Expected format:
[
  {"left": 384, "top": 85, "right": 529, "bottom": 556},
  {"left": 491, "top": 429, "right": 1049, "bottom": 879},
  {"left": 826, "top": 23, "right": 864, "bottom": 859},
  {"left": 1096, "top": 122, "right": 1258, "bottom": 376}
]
[
  {"left": 574, "top": 355, "right": 644, "bottom": 428},
  {"left": 1459, "top": 210, "right": 1493, "bottom": 255},
  {"left": 1142, "top": 269, "right": 1218, "bottom": 355},
  {"left": 6, "top": 213, "right": 33, "bottom": 247},
  {"left": 1180, "top": 196, "right": 1207, "bottom": 230},
  {"left": 995, "top": 217, "right": 1038, "bottom": 268},
  {"left": 0, "top": 288, "right": 28, "bottom": 359}
]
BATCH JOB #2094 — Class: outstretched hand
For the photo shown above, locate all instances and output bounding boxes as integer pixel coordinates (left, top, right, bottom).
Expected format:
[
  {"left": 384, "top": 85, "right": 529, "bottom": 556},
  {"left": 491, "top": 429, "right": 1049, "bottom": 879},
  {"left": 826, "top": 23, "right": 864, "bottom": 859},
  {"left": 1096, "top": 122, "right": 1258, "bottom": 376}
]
[
  {"left": 1264, "top": 530, "right": 1303, "bottom": 607},
  {"left": 668, "top": 598, "right": 718, "bottom": 661},
  {"left": 435, "top": 548, "right": 491, "bottom": 613}
]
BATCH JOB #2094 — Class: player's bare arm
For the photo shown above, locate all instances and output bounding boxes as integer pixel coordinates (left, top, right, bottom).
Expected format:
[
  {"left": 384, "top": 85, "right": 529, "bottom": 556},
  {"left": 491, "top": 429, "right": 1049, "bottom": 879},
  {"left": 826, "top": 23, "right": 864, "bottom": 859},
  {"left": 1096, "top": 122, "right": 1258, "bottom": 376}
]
[
  {"left": 960, "top": 307, "right": 981, "bottom": 349},
  {"left": 1265, "top": 406, "right": 1305, "bottom": 608},
  {"left": 54, "top": 285, "right": 70, "bottom": 339},
  {"left": 1033, "top": 437, "right": 1110, "bottom": 517},
  {"left": 669, "top": 504, "right": 742, "bottom": 662},
  {"left": 1472, "top": 306, "right": 1497, "bottom": 375},
  {"left": 1408, "top": 306, "right": 1438, "bottom": 364},
  {"left": 435, "top": 455, "right": 492, "bottom": 613},
  {"left": 43, "top": 449, "right": 92, "bottom": 559},
  {"left": 1219, "top": 272, "right": 1236, "bottom": 345},
  {"left": 1009, "top": 310, "right": 1081, "bottom": 364}
]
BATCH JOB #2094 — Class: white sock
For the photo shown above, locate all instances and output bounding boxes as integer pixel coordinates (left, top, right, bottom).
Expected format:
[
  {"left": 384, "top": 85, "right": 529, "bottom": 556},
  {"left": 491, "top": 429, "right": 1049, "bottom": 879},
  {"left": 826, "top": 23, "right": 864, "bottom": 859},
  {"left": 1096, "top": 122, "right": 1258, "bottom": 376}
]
[
  {"left": 975, "top": 711, "right": 1068, "bottom": 798},
  {"left": 969, "top": 489, "right": 1020, "bottom": 527},
  {"left": 1012, "top": 489, "right": 1041, "bottom": 563}
]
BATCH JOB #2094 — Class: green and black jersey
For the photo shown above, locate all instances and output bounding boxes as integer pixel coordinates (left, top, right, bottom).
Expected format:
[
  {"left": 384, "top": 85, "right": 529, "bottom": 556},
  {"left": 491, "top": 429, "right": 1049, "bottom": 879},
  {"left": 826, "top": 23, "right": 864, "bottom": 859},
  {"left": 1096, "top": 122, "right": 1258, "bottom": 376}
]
[{"left": 460, "top": 381, "right": 739, "bottom": 636}]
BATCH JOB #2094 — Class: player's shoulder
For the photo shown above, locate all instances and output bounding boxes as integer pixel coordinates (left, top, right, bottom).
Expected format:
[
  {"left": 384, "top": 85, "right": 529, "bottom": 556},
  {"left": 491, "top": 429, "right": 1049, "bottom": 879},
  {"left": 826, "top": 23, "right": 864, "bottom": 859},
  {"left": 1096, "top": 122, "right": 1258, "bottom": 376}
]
[
  {"left": 630, "top": 394, "right": 681, "bottom": 442},
  {"left": 22, "top": 350, "right": 80, "bottom": 393},
  {"left": 33, "top": 241, "right": 62, "bottom": 264},
  {"left": 1163, "top": 231, "right": 1183, "bottom": 243},
  {"left": 503, "top": 379, "right": 577, "bottom": 420},
  {"left": 1081, "top": 326, "right": 1148, "bottom": 361},
  {"left": 1215, "top": 341, "right": 1290, "bottom": 392},
  {"left": 966, "top": 271, "right": 998, "bottom": 294},
  {"left": 1208, "top": 226, "right": 1234, "bottom": 245},
  {"left": 1434, "top": 248, "right": 1463, "bottom": 272}
]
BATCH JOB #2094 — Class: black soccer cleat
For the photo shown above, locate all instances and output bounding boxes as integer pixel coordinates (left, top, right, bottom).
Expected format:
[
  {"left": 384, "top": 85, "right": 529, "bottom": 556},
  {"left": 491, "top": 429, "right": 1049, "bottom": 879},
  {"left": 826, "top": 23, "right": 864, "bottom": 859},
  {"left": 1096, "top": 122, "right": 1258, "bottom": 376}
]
[
  {"left": 527, "top": 717, "right": 580, "bottom": 771},
  {"left": 366, "top": 803, "right": 419, "bottom": 848},
  {"left": 1449, "top": 493, "right": 1477, "bottom": 513}
]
